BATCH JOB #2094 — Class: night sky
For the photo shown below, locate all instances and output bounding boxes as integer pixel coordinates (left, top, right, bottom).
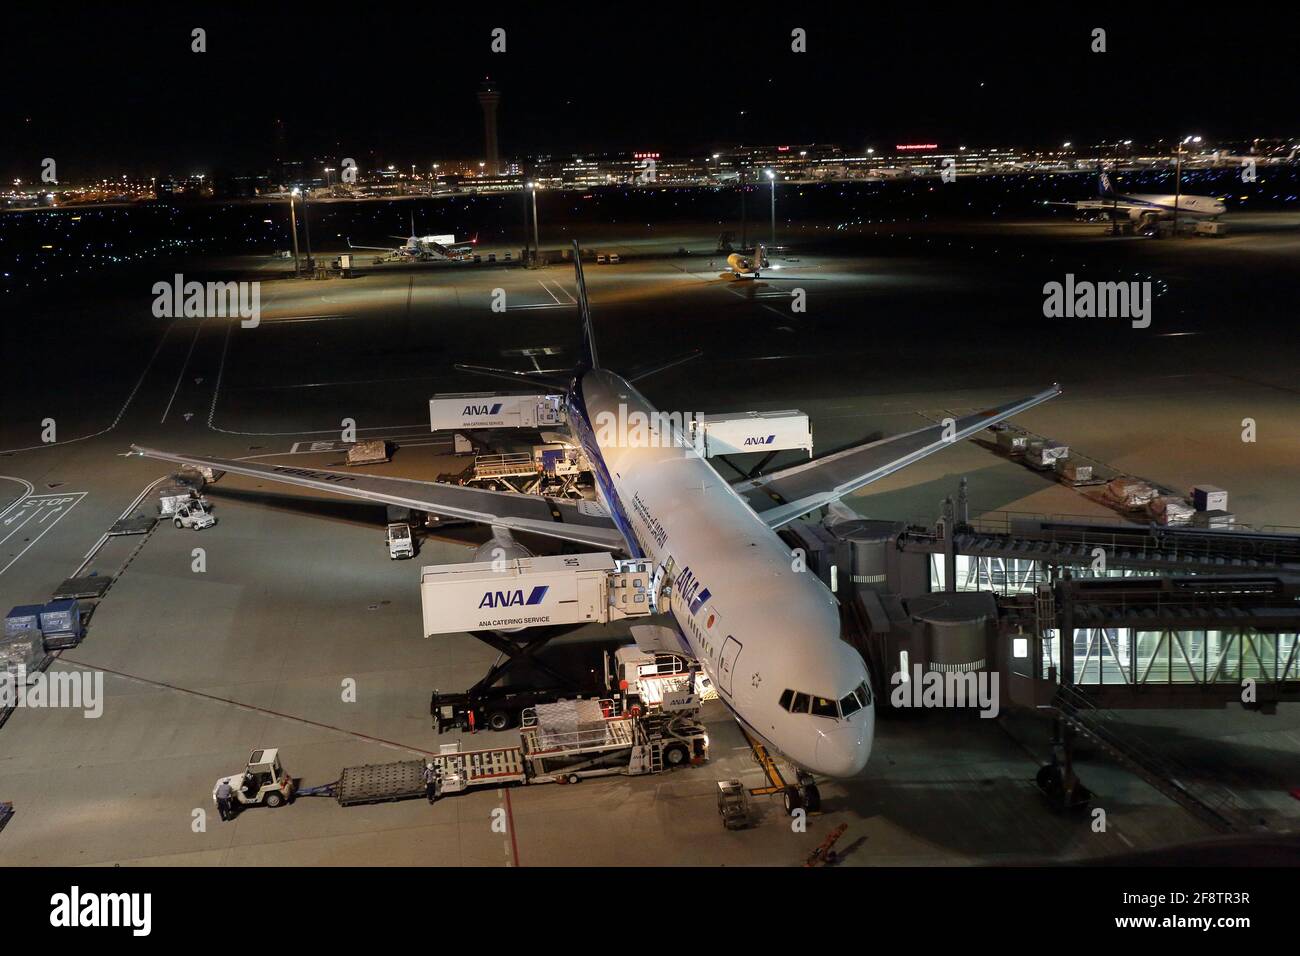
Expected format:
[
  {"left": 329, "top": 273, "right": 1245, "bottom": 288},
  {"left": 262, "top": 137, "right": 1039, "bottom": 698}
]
[{"left": 3, "top": 6, "right": 1297, "bottom": 179}]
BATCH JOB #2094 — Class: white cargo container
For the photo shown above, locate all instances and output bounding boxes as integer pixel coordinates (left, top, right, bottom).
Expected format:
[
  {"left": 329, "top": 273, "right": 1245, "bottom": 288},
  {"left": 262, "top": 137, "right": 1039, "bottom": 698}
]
[
  {"left": 690, "top": 410, "right": 812, "bottom": 458},
  {"left": 429, "top": 392, "right": 565, "bottom": 431},
  {"left": 1191, "top": 485, "right": 1229, "bottom": 512},
  {"left": 421, "top": 552, "right": 651, "bottom": 637}
]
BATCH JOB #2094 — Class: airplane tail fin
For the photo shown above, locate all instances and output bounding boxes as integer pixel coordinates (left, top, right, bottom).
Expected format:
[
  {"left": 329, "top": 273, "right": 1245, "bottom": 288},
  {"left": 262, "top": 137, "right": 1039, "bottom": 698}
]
[
  {"left": 573, "top": 240, "right": 600, "bottom": 370},
  {"left": 1098, "top": 170, "right": 1115, "bottom": 198}
]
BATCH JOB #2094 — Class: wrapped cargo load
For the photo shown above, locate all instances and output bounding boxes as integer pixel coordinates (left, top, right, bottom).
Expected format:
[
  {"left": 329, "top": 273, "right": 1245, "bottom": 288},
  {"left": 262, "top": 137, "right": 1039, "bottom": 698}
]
[
  {"left": 531, "top": 699, "right": 609, "bottom": 750},
  {"left": 345, "top": 440, "right": 390, "bottom": 466},
  {"left": 1104, "top": 477, "right": 1157, "bottom": 510},
  {"left": 1055, "top": 458, "right": 1093, "bottom": 483},
  {"left": 1193, "top": 510, "right": 1236, "bottom": 529},
  {"left": 0, "top": 632, "right": 45, "bottom": 682},
  {"left": 1025, "top": 439, "right": 1069, "bottom": 470},
  {"left": 995, "top": 427, "right": 1030, "bottom": 455},
  {"left": 158, "top": 483, "right": 209, "bottom": 517},
  {"left": 1149, "top": 496, "right": 1195, "bottom": 526},
  {"left": 178, "top": 463, "right": 223, "bottom": 484}
]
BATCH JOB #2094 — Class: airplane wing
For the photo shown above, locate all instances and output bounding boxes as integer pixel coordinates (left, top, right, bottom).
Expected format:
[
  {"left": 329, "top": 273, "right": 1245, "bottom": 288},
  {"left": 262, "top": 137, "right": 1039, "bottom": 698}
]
[
  {"left": 131, "top": 446, "right": 627, "bottom": 552},
  {"left": 732, "top": 386, "right": 1061, "bottom": 528},
  {"left": 1046, "top": 199, "right": 1152, "bottom": 217},
  {"left": 346, "top": 238, "right": 398, "bottom": 252},
  {"left": 1069, "top": 200, "right": 1140, "bottom": 213}
]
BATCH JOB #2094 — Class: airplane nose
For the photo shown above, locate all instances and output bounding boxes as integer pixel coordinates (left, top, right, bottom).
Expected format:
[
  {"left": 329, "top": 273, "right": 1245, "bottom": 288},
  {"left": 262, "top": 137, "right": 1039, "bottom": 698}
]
[{"left": 814, "top": 716, "right": 873, "bottom": 778}]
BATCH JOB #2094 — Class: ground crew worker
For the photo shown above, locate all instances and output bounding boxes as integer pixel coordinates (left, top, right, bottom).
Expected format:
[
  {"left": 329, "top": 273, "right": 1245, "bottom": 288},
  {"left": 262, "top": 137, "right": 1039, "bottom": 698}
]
[
  {"left": 422, "top": 761, "right": 438, "bottom": 803},
  {"left": 216, "top": 779, "right": 234, "bottom": 821}
]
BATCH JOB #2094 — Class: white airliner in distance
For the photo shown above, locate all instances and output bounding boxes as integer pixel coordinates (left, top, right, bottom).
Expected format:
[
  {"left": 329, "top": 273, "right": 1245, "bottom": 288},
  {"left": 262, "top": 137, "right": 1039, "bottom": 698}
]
[
  {"left": 348, "top": 214, "right": 476, "bottom": 260},
  {"left": 1053, "top": 171, "right": 1226, "bottom": 226},
  {"left": 133, "top": 241, "right": 1060, "bottom": 810},
  {"left": 725, "top": 244, "right": 769, "bottom": 278},
  {"left": 1208, "top": 147, "right": 1296, "bottom": 168}
]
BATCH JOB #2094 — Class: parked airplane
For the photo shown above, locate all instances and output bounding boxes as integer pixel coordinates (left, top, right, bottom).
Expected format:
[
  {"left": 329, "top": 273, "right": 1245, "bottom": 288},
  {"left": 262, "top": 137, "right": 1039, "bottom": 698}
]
[
  {"left": 725, "top": 244, "right": 769, "bottom": 278},
  {"left": 1053, "top": 171, "right": 1226, "bottom": 227},
  {"left": 348, "top": 213, "right": 476, "bottom": 260},
  {"left": 347, "top": 233, "right": 427, "bottom": 260},
  {"left": 1208, "top": 147, "right": 1296, "bottom": 168},
  {"left": 132, "top": 241, "right": 1059, "bottom": 811}
]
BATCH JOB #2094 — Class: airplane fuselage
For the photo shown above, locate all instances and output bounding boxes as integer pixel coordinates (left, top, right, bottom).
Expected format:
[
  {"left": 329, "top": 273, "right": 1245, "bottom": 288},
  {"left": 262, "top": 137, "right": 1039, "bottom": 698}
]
[
  {"left": 1110, "top": 192, "right": 1226, "bottom": 219},
  {"left": 566, "top": 368, "right": 874, "bottom": 778}
]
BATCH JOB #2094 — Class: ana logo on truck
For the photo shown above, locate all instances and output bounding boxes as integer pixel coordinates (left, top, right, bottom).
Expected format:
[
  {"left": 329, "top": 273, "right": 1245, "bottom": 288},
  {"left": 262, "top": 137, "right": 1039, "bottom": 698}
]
[
  {"left": 743, "top": 434, "right": 777, "bottom": 446},
  {"left": 479, "top": 586, "right": 549, "bottom": 609},
  {"left": 463, "top": 403, "right": 503, "bottom": 416}
]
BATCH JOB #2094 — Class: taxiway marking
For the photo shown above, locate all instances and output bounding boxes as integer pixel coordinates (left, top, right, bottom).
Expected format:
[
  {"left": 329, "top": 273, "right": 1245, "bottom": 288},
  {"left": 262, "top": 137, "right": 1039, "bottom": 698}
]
[
  {"left": 0, "top": 492, "right": 87, "bottom": 576},
  {"left": 0, "top": 476, "right": 35, "bottom": 523},
  {"left": 161, "top": 319, "right": 206, "bottom": 424}
]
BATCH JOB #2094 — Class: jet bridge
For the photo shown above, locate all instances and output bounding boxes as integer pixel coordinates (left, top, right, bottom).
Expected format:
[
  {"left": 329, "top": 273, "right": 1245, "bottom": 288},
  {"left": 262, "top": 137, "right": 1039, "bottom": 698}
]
[
  {"left": 783, "top": 501, "right": 1300, "bottom": 822},
  {"left": 786, "top": 511, "right": 1300, "bottom": 708}
]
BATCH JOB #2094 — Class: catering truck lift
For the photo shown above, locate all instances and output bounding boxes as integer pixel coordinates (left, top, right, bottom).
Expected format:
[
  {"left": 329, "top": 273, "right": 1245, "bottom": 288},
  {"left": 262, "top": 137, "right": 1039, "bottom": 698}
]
[
  {"left": 290, "top": 697, "right": 708, "bottom": 808},
  {"left": 421, "top": 552, "right": 708, "bottom": 732},
  {"left": 431, "top": 642, "right": 704, "bottom": 733},
  {"left": 428, "top": 392, "right": 565, "bottom": 431}
]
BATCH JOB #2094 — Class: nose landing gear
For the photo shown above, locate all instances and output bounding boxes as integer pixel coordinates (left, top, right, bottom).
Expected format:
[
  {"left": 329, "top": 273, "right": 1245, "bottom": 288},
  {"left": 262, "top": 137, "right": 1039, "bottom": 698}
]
[{"left": 784, "top": 773, "right": 821, "bottom": 815}]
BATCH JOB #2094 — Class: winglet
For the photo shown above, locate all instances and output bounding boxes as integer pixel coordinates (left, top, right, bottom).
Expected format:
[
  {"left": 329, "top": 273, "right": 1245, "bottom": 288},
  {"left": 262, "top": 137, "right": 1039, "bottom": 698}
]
[{"left": 573, "top": 240, "right": 599, "bottom": 370}]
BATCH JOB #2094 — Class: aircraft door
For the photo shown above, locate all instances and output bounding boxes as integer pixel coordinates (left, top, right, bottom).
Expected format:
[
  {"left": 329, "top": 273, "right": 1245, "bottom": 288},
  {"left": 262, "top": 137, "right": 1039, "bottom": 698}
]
[{"left": 718, "top": 635, "right": 743, "bottom": 697}]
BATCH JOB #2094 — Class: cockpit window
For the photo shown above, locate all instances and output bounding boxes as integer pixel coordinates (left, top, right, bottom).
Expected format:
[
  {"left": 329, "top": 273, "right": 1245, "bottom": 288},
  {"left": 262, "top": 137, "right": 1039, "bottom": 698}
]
[
  {"left": 810, "top": 696, "right": 838, "bottom": 719},
  {"left": 783, "top": 685, "right": 872, "bottom": 719},
  {"left": 857, "top": 681, "right": 873, "bottom": 707}
]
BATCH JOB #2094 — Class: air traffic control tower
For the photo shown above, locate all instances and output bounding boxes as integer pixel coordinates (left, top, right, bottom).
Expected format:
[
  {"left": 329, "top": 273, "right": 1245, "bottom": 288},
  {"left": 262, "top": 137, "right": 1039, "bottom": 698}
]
[{"left": 477, "top": 78, "right": 501, "bottom": 175}]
